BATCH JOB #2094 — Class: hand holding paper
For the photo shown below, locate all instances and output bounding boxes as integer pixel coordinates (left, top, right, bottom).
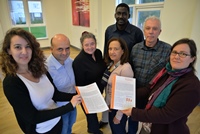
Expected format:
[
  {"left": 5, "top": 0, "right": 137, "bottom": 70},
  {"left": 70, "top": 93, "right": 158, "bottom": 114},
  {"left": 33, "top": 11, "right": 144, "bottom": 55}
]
[
  {"left": 75, "top": 83, "right": 109, "bottom": 114},
  {"left": 70, "top": 95, "right": 82, "bottom": 107},
  {"left": 121, "top": 108, "right": 132, "bottom": 116},
  {"left": 111, "top": 75, "right": 136, "bottom": 110}
]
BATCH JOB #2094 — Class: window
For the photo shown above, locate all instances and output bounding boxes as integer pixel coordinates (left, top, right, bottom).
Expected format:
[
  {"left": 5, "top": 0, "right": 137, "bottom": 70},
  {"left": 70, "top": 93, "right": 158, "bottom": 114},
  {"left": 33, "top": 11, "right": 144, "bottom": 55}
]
[
  {"left": 8, "top": 0, "right": 47, "bottom": 39},
  {"left": 116, "top": 0, "right": 164, "bottom": 30}
]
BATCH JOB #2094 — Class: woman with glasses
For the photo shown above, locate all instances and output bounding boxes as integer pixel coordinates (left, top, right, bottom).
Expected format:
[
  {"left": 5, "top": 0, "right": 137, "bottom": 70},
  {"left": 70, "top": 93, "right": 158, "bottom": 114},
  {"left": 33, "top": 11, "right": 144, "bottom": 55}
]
[{"left": 122, "top": 38, "right": 200, "bottom": 134}]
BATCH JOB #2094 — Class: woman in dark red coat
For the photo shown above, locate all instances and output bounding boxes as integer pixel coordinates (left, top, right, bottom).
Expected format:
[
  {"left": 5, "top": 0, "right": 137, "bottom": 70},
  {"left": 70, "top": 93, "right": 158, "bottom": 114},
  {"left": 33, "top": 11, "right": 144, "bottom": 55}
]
[{"left": 122, "top": 38, "right": 200, "bottom": 134}]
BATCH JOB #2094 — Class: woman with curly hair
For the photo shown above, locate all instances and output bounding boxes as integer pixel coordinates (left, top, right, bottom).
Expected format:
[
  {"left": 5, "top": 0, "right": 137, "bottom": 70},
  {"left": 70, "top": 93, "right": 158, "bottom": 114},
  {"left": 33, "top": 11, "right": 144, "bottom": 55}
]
[{"left": 0, "top": 28, "right": 82, "bottom": 134}]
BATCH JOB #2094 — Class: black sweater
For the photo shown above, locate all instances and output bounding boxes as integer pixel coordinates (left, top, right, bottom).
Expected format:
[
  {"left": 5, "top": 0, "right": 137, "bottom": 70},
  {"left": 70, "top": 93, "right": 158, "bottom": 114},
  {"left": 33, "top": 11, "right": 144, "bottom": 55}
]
[
  {"left": 3, "top": 72, "right": 75, "bottom": 134},
  {"left": 73, "top": 49, "right": 106, "bottom": 93}
]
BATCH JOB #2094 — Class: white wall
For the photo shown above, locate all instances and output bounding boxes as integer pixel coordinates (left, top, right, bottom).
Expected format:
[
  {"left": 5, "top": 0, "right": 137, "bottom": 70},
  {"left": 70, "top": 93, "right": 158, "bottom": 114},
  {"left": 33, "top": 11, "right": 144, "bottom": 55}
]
[
  {"left": 0, "top": 0, "right": 116, "bottom": 50},
  {"left": 0, "top": 0, "right": 200, "bottom": 78},
  {"left": 65, "top": 0, "right": 102, "bottom": 50},
  {"left": 160, "top": 0, "right": 200, "bottom": 78},
  {"left": 0, "top": 21, "right": 4, "bottom": 44},
  {"left": 100, "top": 0, "right": 116, "bottom": 51},
  {"left": 40, "top": 0, "right": 69, "bottom": 47},
  {"left": 160, "top": 0, "right": 197, "bottom": 44},
  {"left": 0, "top": 0, "right": 72, "bottom": 48},
  {"left": 190, "top": 0, "right": 200, "bottom": 78},
  {"left": 0, "top": 0, "right": 11, "bottom": 39}
]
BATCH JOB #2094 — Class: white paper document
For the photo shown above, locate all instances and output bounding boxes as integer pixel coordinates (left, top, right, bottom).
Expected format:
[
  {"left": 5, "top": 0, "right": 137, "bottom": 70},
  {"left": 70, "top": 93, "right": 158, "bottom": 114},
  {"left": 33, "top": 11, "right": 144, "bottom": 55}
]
[
  {"left": 111, "top": 75, "right": 136, "bottom": 110},
  {"left": 75, "top": 83, "right": 109, "bottom": 114}
]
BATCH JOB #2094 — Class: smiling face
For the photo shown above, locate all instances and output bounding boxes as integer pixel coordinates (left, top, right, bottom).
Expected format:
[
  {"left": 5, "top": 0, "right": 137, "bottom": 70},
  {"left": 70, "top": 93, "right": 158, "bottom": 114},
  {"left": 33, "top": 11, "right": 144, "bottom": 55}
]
[
  {"left": 108, "top": 40, "right": 124, "bottom": 64},
  {"left": 51, "top": 34, "right": 70, "bottom": 65},
  {"left": 82, "top": 38, "right": 96, "bottom": 55},
  {"left": 170, "top": 43, "right": 195, "bottom": 70},
  {"left": 115, "top": 7, "right": 130, "bottom": 27},
  {"left": 7, "top": 35, "right": 32, "bottom": 68}
]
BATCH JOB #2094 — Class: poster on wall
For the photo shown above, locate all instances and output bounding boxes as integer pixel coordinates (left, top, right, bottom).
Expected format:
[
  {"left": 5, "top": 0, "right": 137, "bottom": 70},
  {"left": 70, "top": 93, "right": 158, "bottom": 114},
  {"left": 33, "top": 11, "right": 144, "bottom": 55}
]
[{"left": 71, "top": 0, "right": 90, "bottom": 27}]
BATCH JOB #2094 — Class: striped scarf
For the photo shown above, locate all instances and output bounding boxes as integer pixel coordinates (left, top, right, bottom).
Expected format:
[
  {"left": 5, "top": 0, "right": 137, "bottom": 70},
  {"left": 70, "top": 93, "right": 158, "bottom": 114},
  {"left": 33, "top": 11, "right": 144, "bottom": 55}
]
[{"left": 141, "top": 62, "right": 192, "bottom": 133}]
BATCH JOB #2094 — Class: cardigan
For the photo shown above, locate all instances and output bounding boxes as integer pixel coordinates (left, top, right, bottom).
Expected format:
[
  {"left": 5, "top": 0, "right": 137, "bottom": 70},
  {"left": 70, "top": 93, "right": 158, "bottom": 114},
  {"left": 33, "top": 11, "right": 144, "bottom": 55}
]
[
  {"left": 105, "top": 62, "right": 134, "bottom": 120},
  {"left": 3, "top": 72, "right": 75, "bottom": 134},
  {"left": 131, "top": 71, "right": 200, "bottom": 134}
]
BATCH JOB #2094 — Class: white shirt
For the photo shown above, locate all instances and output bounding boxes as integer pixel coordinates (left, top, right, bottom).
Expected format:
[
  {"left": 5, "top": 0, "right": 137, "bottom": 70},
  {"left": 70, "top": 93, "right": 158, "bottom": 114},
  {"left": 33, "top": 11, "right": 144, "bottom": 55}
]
[{"left": 17, "top": 74, "right": 60, "bottom": 133}]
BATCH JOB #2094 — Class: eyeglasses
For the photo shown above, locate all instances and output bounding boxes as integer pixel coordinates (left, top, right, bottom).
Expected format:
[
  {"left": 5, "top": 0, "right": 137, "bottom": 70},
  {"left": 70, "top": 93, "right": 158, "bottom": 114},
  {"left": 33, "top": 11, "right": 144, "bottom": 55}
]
[{"left": 171, "top": 51, "right": 191, "bottom": 58}]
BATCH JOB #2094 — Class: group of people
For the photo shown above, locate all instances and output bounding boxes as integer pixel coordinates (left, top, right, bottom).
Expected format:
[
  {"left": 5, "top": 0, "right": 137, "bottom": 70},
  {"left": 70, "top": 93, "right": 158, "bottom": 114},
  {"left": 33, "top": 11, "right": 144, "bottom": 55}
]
[{"left": 0, "top": 2, "right": 200, "bottom": 134}]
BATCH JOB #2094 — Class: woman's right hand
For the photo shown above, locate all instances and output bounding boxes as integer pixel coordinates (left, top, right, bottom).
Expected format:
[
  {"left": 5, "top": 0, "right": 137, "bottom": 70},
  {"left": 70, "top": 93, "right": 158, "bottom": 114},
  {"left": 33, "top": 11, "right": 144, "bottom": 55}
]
[{"left": 70, "top": 95, "right": 82, "bottom": 107}]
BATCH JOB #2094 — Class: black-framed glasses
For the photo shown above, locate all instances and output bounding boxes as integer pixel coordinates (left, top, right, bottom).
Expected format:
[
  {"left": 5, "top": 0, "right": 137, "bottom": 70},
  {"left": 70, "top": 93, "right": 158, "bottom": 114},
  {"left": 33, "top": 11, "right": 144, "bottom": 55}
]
[{"left": 171, "top": 51, "right": 191, "bottom": 58}]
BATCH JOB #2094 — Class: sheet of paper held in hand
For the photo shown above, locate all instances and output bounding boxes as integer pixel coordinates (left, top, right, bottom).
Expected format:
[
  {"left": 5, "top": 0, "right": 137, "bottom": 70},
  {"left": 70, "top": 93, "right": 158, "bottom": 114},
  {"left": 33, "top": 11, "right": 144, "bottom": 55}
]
[
  {"left": 75, "top": 82, "right": 109, "bottom": 114},
  {"left": 111, "top": 75, "right": 136, "bottom": 110}
]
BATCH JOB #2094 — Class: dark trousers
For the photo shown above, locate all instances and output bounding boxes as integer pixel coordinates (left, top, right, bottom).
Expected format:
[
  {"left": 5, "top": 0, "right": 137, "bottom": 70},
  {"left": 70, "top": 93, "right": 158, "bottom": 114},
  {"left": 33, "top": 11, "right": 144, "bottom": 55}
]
[
  {"left": 109, "top": 109, "right": 127, "bottom": 134},
  {"left": 128, "top": 117, "right": 138, "bottom": 134},
  {"left": 81, "top": 104, "right": 100, "bottom": 133}
]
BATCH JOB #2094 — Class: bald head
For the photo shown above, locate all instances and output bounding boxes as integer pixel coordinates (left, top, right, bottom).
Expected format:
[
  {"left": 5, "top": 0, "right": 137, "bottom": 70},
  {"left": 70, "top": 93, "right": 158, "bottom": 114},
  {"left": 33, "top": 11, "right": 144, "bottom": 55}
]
[
  {"left": 51, "top": 34, "right": 70, "bottom": 47},
  {"left": 50, "top": 34, "right": 71, "bottom": 64}
]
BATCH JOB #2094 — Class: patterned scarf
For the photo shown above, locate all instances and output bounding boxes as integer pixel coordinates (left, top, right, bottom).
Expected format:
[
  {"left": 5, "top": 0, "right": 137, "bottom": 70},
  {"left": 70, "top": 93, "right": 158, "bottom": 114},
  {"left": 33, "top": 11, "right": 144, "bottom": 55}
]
[
  {"left": 101, "top": 61, "right": 120, "bottom": 87},
  {"left": 142, "top": 62, "right": 192, "bottom": 133}
]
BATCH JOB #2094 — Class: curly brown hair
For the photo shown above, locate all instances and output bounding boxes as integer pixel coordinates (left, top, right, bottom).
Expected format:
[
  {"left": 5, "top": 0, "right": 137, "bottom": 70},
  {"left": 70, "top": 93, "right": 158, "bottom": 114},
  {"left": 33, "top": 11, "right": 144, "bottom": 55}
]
[{"left": 0, "top": 28, "right": 47, "bottom": 78}]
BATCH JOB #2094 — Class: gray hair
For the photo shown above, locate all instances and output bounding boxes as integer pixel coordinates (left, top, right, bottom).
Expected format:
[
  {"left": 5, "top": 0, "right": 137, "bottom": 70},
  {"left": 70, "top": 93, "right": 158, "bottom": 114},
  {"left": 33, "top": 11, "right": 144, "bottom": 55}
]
[{"left": 143, "top": 16, "right": 161, "bottom": 30}]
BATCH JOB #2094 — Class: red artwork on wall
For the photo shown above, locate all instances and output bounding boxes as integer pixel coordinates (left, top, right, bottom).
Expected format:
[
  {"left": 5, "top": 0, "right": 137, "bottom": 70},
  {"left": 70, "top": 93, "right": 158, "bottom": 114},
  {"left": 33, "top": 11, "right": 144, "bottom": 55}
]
[{"left": 71, "top": 0, "right": 90, "bottom": 27}]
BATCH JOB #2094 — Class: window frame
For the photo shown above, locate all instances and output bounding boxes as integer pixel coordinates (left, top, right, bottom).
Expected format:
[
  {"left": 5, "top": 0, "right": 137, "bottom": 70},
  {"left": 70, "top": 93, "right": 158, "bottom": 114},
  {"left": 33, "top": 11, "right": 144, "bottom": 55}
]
[
  {"left": 116, "top": 0, "right": 164, "bottom": 29},
  {"left": 8, "top": 0, "right": 47, "bottom": 39}
]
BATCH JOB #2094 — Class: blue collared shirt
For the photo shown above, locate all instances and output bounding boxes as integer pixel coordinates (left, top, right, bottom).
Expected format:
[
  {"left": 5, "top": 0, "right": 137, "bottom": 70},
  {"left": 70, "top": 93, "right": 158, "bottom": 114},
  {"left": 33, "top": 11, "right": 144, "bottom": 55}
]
[{"left": 46, "top": 54, "right": 76, "bottom": 95}]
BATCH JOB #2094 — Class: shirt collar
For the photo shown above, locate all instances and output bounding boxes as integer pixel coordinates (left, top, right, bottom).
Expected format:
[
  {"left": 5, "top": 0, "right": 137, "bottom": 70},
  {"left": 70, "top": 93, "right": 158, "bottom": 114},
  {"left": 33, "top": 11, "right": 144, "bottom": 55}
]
[
  {"left": 113, "top": 22, "right": 132, "bottom": 33},
  {"left": 49, "top": 54, "right": 70, "bottom": 70},
  {"left": 141, "top": 39, "right": 160, "bottom": 51}
]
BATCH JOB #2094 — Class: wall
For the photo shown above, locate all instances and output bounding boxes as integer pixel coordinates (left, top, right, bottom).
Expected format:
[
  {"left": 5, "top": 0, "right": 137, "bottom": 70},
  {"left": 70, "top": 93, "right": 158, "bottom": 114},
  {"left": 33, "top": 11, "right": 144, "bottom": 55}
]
[
  {"left": 0, "top": 0, "right": 11, "bottom": 39},
  {"left": 65, "top": 0, "right": 101, "bottom": 49},
  {"left": 0, "top": 0, "right": 200, "bottom": 78},
  {"left": 190, "top": 0, "right": 200, "bottom": 78},
  {"left": 160, "top": 0, "right": 200, "bottom": 78},
  {"left": 41, "top": 0, "right": 69, "bottom": 47},
  {"left": 160, "top": 0, "right": 197, "bottom": 44},
  {"left": 100, "top": 0, "right": 116, "bottom": 51},
  {"left": 0, "top": 21, "right": 3, "bottom": 44},
  {"left": 0, "top": 0, "right": 70, "bottom": 48}
]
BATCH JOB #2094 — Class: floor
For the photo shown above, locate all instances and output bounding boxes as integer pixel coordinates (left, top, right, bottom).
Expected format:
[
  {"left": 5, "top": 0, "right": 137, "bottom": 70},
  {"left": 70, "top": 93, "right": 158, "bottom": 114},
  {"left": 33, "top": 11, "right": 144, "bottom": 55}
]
[{"left": 0, "top": 47, "right": 200, "bottom": 134}]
